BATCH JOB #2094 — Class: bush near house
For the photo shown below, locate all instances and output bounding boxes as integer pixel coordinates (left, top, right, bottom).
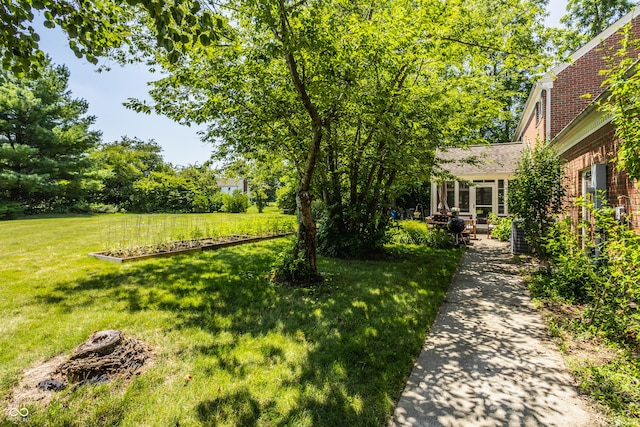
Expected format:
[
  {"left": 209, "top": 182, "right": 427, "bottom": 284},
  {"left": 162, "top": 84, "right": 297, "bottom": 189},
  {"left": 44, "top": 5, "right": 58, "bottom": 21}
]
[
  {"left": 528, "top": 196, "right": 640, "bottom": 424},
  {"left": 508, "top": 144, "right": 566, "bottom": 259},
  {"left": 488, "top": 213, "right": 512, "bottom": 242},
  {"left": 387, "top": 220, "right": 455, "bottom": 249}
]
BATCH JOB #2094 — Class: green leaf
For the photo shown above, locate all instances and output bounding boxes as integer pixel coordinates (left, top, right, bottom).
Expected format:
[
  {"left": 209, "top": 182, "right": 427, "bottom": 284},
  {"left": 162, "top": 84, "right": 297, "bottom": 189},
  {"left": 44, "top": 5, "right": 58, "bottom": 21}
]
[
  {"left": 162, "top": 38, "right": 174, "bottom": 52},
  {"left": 67, "top": 24, "right": 77, "bottom": 38}
]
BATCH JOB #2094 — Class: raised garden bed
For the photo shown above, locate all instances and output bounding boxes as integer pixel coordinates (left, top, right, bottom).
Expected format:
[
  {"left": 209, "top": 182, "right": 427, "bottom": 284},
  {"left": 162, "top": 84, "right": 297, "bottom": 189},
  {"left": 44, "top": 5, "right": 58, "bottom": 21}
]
[{"left": 89, "top": 233, "right": 294, "bottom": 263}]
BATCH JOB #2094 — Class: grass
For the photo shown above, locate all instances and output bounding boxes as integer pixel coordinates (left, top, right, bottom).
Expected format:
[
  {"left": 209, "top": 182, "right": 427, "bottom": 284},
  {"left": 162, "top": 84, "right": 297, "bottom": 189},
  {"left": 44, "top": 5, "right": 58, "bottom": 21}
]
[
  {"left": 0, "top": 212, "right": 462, "bottom": 426},
  {"left": 532, "top": 297, "right": 640, "bottom": 426}
]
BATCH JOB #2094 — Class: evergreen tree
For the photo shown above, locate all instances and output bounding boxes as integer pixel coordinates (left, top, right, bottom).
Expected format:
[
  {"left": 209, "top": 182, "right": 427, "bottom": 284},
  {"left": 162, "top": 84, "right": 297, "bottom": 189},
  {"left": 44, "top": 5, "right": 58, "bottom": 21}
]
[{"left": 0, "top": 61, "right": 101, "bottom": 218}]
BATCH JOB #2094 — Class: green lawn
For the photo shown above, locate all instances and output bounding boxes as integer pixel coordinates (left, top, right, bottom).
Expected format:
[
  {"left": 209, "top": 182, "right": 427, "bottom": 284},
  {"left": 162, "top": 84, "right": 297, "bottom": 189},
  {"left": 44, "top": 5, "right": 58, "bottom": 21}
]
[{"left": 0, "top": 212, "right": 462, "bottom": 426}]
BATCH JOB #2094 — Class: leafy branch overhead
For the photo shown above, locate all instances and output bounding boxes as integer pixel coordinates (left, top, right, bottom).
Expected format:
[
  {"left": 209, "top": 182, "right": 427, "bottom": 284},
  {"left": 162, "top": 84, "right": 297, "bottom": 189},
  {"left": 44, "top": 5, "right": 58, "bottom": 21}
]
[{"left": 0, "top": 0, "right": 223, "bottom": 76}]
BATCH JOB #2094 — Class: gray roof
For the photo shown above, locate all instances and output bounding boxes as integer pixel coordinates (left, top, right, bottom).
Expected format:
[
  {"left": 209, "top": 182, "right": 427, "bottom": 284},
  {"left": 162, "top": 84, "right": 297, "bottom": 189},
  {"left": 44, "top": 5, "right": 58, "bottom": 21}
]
[{"left": 436, "top": 142, "right": 525, "bottom": 176}]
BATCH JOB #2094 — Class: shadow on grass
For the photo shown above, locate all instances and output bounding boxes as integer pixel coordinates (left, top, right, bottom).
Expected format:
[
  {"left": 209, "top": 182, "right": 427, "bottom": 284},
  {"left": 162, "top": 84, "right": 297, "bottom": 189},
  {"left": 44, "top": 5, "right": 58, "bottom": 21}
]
[
  {"left": 40, "top": 239, "right": 462, "bottom": 425},
  {"left": 196, "top": 388, "right": 262, "bottom": 425}
]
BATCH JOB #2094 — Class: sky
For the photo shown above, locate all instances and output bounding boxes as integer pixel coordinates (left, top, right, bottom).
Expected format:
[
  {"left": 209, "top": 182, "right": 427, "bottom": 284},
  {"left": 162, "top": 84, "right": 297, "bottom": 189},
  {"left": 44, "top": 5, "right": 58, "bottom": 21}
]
[{"left": 37, "top": 1, "right": 569, "bottom": 167}]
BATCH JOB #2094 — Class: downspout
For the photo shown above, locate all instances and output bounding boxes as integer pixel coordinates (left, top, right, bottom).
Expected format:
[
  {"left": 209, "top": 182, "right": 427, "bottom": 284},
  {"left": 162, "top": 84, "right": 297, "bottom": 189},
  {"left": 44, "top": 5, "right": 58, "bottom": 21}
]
[{"left": 546, "top": 88, "right": 551, "bottom": 140}]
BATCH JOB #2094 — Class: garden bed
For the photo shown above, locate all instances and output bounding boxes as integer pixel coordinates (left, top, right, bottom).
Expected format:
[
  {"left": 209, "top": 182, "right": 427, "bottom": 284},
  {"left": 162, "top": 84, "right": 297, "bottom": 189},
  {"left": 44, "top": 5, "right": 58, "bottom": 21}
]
[{"left": 89, "top": 233, "right": 294, "bottom": 263}]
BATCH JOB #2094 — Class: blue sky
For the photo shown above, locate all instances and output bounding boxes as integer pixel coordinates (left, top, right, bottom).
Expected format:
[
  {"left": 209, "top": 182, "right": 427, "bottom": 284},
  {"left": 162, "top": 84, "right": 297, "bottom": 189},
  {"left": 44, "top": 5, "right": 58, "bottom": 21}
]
[{"left": 38, "top": 1, "right": 568, "bottom": 167}]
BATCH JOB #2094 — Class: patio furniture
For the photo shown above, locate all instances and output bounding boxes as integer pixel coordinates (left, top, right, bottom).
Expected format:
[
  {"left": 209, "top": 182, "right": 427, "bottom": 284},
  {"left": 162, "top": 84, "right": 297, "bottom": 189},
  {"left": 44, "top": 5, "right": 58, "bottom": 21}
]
[
  {"left": 426, "top": 214, "right": 450, "bottom": 229},
  {"left": 463, "top": 218, "right": 477, "bottom": 240}
]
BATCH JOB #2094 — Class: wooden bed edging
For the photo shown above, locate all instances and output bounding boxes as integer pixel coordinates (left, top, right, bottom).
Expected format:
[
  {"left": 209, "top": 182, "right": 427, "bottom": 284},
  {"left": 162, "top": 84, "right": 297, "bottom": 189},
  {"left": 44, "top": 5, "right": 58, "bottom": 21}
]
[{"left": 88, "top": 233, "right": 294, "bottom": 263}]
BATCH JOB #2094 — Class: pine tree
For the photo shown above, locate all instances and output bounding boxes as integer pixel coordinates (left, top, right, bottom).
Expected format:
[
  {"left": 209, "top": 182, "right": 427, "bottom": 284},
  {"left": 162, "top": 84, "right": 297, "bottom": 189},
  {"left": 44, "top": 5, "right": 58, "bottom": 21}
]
[{"left": 0, "top": 60, "right": 101, "bottom": 218}]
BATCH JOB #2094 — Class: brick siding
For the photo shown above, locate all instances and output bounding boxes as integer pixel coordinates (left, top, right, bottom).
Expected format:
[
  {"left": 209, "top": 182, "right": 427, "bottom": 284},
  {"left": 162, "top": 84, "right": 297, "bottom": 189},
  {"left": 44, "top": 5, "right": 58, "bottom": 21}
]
[
  {"left": 550, "top": 15, "right": 640, "bottom": 139},
  {"left": 561, "top": 122, "right": 640, "bottom": 231}
]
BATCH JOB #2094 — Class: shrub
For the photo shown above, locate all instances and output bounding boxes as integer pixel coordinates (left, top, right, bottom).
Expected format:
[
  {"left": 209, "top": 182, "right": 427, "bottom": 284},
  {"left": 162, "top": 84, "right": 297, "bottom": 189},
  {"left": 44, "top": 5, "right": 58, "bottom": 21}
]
[
  {"left": 222, "top": 190, "right": 249, "bottom": 213},
  {"left": 533, "top": 195, "right": 640, "bottom": 423},
  {"left": 270, "top": 246, "right": 322, "bottom": 286},
  {"left": 90, "top": 203, "right": 121, "bottom": 214},
  {"left": 387, "top": 221, "right": 454, "bottom": 249},
  {"left": 317, "top": 203, "right": 390, "bottom": 259},
  {"left": 488, "top": 213, "right": 512, "bottom": 242},
  {"left": 130, "top": 171, "right": 196, "bottom": 213},
  {"left": 191, "top": 193, "right": 210, "bottom": 213},
  {"left": 537, "top": 196, "right": 640, "bottom": 347},
  {"left": 531, "top": 218, "right": 597, "bottom": 303},
  {"left": 209, "top": 192, "right": 223, "bottom": 212},
  {"left": 276, "top": 182, "right": 296, "bottom": 214},
  {"left": 508, "top": 144, "right": 566, "bottom": 259}
]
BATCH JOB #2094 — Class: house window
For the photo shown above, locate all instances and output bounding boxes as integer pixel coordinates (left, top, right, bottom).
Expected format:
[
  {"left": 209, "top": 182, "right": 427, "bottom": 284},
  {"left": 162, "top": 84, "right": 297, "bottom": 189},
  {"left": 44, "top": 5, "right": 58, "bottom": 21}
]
[
  {"left": 581, "top": 169, "right": 593, "bottom": 251},
  {"left": 446, "top": 181, "right": 455, "bottom": 209},
  {"left": 498, "top": 180, "right": 505, "bottom": 214},
  {"left": 458, "top": 181, "right": 470, "bottom": 212},
  {"left": 535, "top": 100, "right": 543, "bottom": 123}
]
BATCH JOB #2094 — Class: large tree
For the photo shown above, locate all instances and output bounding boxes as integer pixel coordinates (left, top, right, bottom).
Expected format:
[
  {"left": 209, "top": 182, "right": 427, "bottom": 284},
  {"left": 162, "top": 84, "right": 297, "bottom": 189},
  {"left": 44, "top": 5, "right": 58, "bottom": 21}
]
[
  {"left": 125, "top": 0, "right": 551, "bottom": 274},
  {"left": 0, "top": 61, "right": 101, "bottom": 217},
  {"left": 562, "top": 0, "right": 638, "bottom": 38}
]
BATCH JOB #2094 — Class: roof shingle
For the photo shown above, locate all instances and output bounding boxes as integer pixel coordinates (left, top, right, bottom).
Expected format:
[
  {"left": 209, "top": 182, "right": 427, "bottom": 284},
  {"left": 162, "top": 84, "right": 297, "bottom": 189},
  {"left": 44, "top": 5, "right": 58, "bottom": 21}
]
[{"left": 436, "top": 142, "right": 525, "bottom": 176}]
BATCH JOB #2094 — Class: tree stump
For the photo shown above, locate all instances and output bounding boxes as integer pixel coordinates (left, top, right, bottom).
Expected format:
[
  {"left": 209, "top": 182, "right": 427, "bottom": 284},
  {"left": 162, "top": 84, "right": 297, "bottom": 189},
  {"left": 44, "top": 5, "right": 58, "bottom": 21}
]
[
  {"left": 70, "top": 330, "right": 123, "bottom": 360},
  {"left": 55, "top": 330, "right": 151, "bottom": 385}
]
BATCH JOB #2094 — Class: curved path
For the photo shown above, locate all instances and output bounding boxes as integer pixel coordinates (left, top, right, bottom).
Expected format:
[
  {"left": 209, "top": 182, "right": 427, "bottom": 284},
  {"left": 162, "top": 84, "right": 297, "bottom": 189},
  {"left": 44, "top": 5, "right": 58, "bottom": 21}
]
[{"left": 390, "top": 237, "right": 603, "bottom": 427}]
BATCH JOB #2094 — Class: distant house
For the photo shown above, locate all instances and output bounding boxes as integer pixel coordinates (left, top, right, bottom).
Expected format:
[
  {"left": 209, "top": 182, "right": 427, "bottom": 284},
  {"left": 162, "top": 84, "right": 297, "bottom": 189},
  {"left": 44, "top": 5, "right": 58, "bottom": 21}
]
[
  {"left": 216, "top": 178, "right": 249, "bottom": 196},
  {"left": 513, "top": 6, "right": 640, "bottom": 232},
  {"left": 432, "top": 142, "right": 525, "bottom": 224}
]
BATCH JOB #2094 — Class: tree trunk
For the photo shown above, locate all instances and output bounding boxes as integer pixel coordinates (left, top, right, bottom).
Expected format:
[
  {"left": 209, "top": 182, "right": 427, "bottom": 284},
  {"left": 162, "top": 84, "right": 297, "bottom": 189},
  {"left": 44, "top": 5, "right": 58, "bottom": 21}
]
[
  {"left": 294, "top": 125, "right": 322, "bottom": 277},
  {"left": 296, "top": 187, "right": 317, "bottom": 274}
]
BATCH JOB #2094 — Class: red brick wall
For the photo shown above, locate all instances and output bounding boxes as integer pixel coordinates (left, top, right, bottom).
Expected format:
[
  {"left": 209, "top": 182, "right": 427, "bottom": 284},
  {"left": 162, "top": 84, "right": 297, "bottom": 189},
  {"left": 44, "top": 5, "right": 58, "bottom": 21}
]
[
  {"left": 561, "top": 122, "right": 640, "bottom": 231},
  {"left": 551, "top": 15, "right": 640, "bottom": 139}
]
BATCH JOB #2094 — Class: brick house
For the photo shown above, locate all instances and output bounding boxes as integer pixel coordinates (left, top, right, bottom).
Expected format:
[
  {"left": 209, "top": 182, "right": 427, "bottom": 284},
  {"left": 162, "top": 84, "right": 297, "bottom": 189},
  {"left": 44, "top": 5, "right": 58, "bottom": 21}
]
[{"left": 513, "top": 6, "right": 640, "bottom": 232}]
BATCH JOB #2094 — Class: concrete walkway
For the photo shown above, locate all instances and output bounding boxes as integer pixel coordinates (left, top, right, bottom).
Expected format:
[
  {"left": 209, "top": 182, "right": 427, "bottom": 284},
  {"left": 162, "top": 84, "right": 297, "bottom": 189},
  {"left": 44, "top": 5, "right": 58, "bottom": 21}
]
[{"left": 390, "top": 237, "right": 602, "bottom": 427}]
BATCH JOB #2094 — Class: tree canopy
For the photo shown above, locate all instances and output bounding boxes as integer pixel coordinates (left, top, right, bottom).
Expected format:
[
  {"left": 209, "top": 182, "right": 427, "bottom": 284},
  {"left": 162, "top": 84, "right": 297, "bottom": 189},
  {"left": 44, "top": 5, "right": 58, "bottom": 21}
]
[{"left": 562, "top": 0, "right": 638, "bottom": 38}]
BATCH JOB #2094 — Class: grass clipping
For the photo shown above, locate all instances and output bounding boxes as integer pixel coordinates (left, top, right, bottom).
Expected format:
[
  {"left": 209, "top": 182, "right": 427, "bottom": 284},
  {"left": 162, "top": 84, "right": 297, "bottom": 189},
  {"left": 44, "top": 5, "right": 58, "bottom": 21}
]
[{"left": 6, "top": 330, "right": 152, "bottom": 409}]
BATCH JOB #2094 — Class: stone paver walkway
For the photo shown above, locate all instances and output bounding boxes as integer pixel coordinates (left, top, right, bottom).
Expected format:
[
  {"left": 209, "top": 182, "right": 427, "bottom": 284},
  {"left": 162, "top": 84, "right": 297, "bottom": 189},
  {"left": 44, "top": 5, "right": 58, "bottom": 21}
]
[{"left": 390, "top": 237, "right": 603, "bottom": 427}]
